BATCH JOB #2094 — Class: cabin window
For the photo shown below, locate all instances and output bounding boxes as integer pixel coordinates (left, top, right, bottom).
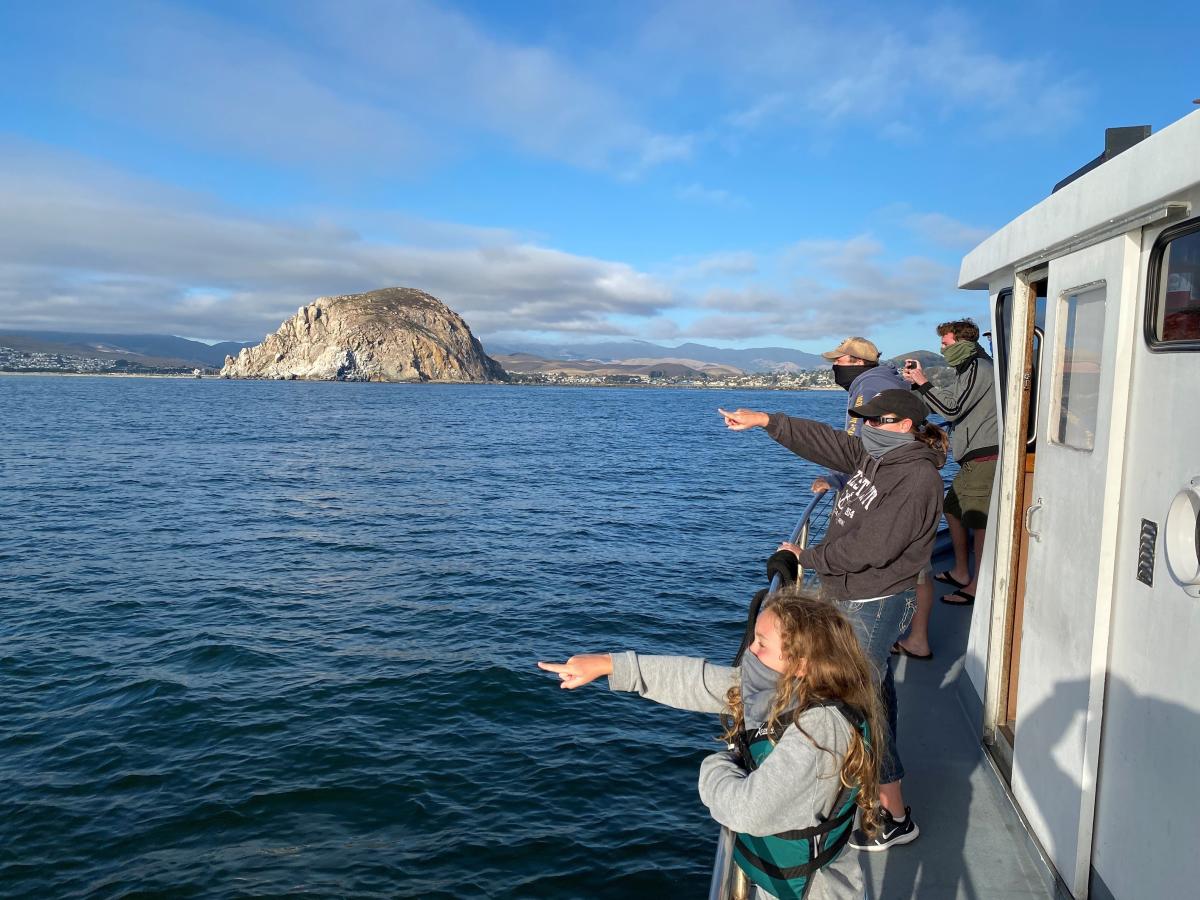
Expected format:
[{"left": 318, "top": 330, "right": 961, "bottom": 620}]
[
  {"left": 1051, "top": 283, "right": 1106, "bottom": 451},
  {"left": 1147, "top": 221, "right": 1200, "bottom": 349}
]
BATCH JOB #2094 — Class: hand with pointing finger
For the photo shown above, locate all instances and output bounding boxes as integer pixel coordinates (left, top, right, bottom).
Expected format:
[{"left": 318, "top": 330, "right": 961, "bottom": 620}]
[
  {"left": 718, "top": 408, "right": 769, "bottom": 431},
  {"left": 537, "top": 654, "right": 613, "bottom": 690}
]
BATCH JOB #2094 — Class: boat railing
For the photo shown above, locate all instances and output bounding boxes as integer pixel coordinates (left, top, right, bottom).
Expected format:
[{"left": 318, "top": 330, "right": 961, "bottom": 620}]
[{"left": 707, "top": 488, "right": 834, "bottom": 900}]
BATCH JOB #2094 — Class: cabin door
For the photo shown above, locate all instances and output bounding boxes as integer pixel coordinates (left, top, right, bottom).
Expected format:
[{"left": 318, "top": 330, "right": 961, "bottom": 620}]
[{"left": 1009, "top": 235, "right": 1131, "bottom": 898}]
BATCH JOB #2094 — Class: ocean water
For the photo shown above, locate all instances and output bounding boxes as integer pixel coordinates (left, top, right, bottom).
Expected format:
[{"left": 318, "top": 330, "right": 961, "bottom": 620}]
[{"left": 0, "top": 376, "right": 854, "bottom": 899}]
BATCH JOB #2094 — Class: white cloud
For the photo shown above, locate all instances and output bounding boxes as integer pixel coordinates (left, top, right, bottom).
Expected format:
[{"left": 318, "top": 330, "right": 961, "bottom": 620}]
[
  {"left": 672, "top": 251, "right": 759, "bottom": 280},
  {"left": 0, "top": 146, "right": 677, "bottom": 341},
  {"left": 635, "top": 0, "right": 1088, "bottom": 138},
  {"left": 37, "top": 0, "right": 692, "bottom": 178},
  {"left": 675, "top": 183, "right": 749, "bottom": 209},
  {"left": 904, "top": 212, "right": 992, "bottom": 249},
  {"left": 678, "top": 233, "right": 956, "bottom": 342},
  {"left": 56, "top": 3, "right": 426, "bottom": 172},
  {"left": 0, "top": 139, "right": 967, "bottom": 349},
  {"left": 724, "top": 93, "right": 792, "bottom": 131}
]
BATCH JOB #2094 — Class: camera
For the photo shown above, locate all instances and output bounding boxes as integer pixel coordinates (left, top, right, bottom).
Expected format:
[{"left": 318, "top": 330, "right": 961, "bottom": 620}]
[{"left": 904, "top": 358, "right": 919, "bottom": 370}]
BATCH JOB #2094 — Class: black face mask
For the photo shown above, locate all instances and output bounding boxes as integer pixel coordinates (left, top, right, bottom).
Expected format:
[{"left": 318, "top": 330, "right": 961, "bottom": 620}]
[{"left": 832, "top": 363, "right": 874, "bottom": 391}]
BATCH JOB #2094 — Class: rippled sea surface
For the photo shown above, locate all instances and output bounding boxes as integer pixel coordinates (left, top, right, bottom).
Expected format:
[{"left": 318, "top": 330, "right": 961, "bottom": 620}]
[{"left": 1, "top": 376, "right": 852, "bottom": 899}]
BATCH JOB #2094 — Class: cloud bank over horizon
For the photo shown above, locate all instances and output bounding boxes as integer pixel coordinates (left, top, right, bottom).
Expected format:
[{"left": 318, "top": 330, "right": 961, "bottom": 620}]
[
  {"left": 3, "top": 0, "right": 1182, "bottom": 350},
  {"left": 0, "top": 144, "right": 971, "bottom": 346}
]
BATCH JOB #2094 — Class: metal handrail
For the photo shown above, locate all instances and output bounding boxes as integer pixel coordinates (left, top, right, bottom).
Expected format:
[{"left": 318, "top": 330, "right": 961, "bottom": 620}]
[
  {"left": 708, "top": 489, "right": 834, "bottom": 900},
  {"left": 767, "top": 488, "right": 833, "bottom": 593}
]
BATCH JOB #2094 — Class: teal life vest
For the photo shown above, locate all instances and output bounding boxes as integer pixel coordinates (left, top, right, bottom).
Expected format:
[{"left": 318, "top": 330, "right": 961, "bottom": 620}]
[{"left": 730, "top": 702, "right": 869, "bottom": 900}]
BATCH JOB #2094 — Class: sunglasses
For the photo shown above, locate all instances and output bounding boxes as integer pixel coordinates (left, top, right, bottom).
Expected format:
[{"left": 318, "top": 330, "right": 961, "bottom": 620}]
[{"left": 865, "top": 415, "right": 903, "bottom": 425}]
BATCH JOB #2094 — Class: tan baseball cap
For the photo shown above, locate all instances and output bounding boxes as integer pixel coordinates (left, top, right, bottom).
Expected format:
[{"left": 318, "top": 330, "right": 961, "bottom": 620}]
[{"left": 821, "top": 336, "right": 881, "bottom": 362}]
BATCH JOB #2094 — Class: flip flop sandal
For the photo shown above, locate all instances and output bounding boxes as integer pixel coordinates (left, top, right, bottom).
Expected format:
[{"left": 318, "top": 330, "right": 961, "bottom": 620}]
[
  {"left": 933, "top": 571, "right": 968, "bottom": 589},
  {"left": 891, "top": 641, "right": 933, "bottom": 660},
  {"left": 941, "top": 590, "right": 975, "bottom": 606}
]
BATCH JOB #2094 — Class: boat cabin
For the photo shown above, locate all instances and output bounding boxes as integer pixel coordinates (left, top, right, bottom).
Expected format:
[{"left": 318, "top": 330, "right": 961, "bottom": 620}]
[{"left": 958, "top": 108, "right": 1200, "bottom": 900}]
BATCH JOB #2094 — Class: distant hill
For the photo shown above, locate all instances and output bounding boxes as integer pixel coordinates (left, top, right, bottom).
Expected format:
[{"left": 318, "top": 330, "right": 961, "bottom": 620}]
[
  {"left": 0, "top": 330, "right": 256, "bottom": 368},
  {"left": 885, "top": 350, "right": 947, "bottom": 370},
  {"left": 485, "top": 339, "right": 949, "bottom": 374},
  {"left": 494, "top": 353, "right": 738, "bottom": 378},
  {"left": 483, "top": 339, "right": 827, "bottom": 373},
  {"left": 0, "top": 329, "right": 950, "bottom": 375}
]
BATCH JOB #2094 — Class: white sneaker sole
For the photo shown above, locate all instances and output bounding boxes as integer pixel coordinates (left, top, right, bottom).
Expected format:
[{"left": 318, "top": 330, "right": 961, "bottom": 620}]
[{"left": 850, "top": 822, "right": 920, "bottom": 852}]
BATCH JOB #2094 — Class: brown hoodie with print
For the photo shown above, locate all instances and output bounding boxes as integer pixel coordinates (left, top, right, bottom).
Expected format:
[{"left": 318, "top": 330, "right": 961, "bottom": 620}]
[{"left": 766, "top": 413, "right": 944, "bottom": 602}]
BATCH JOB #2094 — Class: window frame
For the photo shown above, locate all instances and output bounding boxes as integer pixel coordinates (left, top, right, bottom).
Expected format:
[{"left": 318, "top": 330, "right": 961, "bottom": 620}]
[
  {"left": 1049, "top": 280, "right": 1107, "bottom": 453},
  {"left": 1144, "top": 215, "right": 1200, "bottom": 353},
  {"left": 994, "top": 286, "right": 1044, "bottom": 449}
]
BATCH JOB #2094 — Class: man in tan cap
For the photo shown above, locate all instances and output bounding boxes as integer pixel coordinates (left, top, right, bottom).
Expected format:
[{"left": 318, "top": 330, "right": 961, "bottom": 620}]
[{"left": 821, "top": 335, "right": 881, "bottom": 365}]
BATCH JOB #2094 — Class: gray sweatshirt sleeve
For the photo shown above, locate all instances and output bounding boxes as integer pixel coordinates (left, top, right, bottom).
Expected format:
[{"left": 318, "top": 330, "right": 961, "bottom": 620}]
[
  {"left": 608, "top": 652, "right": 735, "bottom": 715},
  {"left": 765, "top": 414, "right": 866, "bottom": 475},
  {"left": 697, "top": 706, "right": 852, "bottom": 837}
]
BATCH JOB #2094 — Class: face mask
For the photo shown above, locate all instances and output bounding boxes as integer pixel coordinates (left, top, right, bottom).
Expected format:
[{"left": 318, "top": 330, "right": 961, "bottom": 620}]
[
  {"left": 740, "top": 651, "right": 782, "bottom": 727},
  {"left": 832, "top": 362, "right": 875, "bottom": 391},
  {"left": 860, "top": 422, "right": 916, "bottom": 459},
  {"left": 942, "top": 340, "right": 976, "bottom": 367}
]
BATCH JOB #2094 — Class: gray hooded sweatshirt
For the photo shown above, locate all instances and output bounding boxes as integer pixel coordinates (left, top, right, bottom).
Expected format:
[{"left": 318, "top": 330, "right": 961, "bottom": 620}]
[
  {"left": 765, "top": 415, "right": 944, "bottom": 601},
  {"left": 608, "top": 651, "right": 865, "bottom": 900}
]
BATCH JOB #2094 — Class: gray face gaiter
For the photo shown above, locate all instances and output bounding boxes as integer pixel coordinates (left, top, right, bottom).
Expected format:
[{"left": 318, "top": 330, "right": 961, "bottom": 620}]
[
  {"left": 860, "top": 423, "right": 916, "bottom": 459},
  {"left": 740, "top": 651, "right": 782, "bottom": 728}
]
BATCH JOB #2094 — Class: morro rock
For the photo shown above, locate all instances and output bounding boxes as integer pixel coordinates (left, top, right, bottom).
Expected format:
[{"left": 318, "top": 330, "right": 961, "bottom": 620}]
[{"left": 220, "top": 288, "right": 506, "bottom": 383}]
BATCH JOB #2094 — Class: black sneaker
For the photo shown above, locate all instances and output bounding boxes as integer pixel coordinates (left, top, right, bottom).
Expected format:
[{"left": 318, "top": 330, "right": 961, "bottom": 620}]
[{"left": 848, "top": 806, "right": 919, "bottom": 851}]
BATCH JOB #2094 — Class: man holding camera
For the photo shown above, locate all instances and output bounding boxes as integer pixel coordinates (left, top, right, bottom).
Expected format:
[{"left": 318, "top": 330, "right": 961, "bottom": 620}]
[{"left": 903, "top": 319, "right": 999, "bottom": 605}]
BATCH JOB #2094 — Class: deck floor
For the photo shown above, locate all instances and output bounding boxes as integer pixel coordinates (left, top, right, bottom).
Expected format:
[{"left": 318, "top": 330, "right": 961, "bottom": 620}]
[{"left": 852, "top": 579, "right": 1064, "bottom": 900}]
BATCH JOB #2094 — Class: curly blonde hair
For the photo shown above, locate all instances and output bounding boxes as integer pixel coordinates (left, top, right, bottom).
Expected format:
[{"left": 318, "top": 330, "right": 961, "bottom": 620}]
[{"left": 720, "top": 586, "right": 885, "bottom": 836}]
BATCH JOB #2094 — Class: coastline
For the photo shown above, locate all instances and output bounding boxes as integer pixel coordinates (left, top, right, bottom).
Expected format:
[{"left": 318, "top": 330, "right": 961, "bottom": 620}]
[
  {"left": 0, "top": 371, "right": 842, "bottom": 390},
  {"left": 0, "top": 371, "right": 210, "bottom": 379}
]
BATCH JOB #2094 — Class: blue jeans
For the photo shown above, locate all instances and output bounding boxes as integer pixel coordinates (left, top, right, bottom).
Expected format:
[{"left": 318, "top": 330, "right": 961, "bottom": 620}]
[{"left": 837, "top": 589, "right": 916, "bottom": 785}]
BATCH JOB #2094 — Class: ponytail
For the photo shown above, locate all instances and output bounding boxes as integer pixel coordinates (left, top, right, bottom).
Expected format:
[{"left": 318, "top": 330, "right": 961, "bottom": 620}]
[{"left": 914, "top": 421, "right": 949, "bottom": 455}]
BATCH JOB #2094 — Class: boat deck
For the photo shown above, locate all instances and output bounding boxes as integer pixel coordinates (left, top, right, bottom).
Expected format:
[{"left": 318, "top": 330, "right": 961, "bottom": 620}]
[{"left": 854, "top": 577, "right": 1064, "bottom": 899}]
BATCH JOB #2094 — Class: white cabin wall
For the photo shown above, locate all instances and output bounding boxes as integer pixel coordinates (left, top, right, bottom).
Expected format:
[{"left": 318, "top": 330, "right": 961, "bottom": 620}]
[
  {"left": 961, "top": 283, "right": 1013, "bottom": 709},
  {"left": 1089, "top": 196, "right": 1200, "bottom": 900}
]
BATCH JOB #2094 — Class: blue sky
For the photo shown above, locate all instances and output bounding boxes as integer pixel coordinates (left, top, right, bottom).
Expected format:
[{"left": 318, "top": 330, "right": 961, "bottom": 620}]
[{"left": 1, "top": 0, "right": 1197, "bottom": 357}]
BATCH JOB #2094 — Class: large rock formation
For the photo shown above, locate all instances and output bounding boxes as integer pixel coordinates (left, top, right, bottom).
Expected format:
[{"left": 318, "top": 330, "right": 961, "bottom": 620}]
[{"left": 221, "top": 288, "right": 506, "bottom": 383}]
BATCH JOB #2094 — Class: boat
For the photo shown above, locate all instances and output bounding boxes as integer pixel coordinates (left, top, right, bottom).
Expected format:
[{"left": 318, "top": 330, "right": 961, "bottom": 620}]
[
  {"left": 712, "top": 107, "right": 1200, "bottom": 899},
  {"left": 956, "top": 108, "right": 1200, "bottom": 900}
]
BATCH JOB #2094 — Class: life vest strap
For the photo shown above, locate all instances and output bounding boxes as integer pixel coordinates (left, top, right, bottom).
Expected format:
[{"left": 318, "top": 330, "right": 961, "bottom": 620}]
[
  {"left": 737, "top": 700, "right": 868, "bottom": 772},
  {"left": 734, "top": 824, "right": 852, "bottom": 881},
  {"left": 771, "top": 801, "right": 856, "bottom": 840}
]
